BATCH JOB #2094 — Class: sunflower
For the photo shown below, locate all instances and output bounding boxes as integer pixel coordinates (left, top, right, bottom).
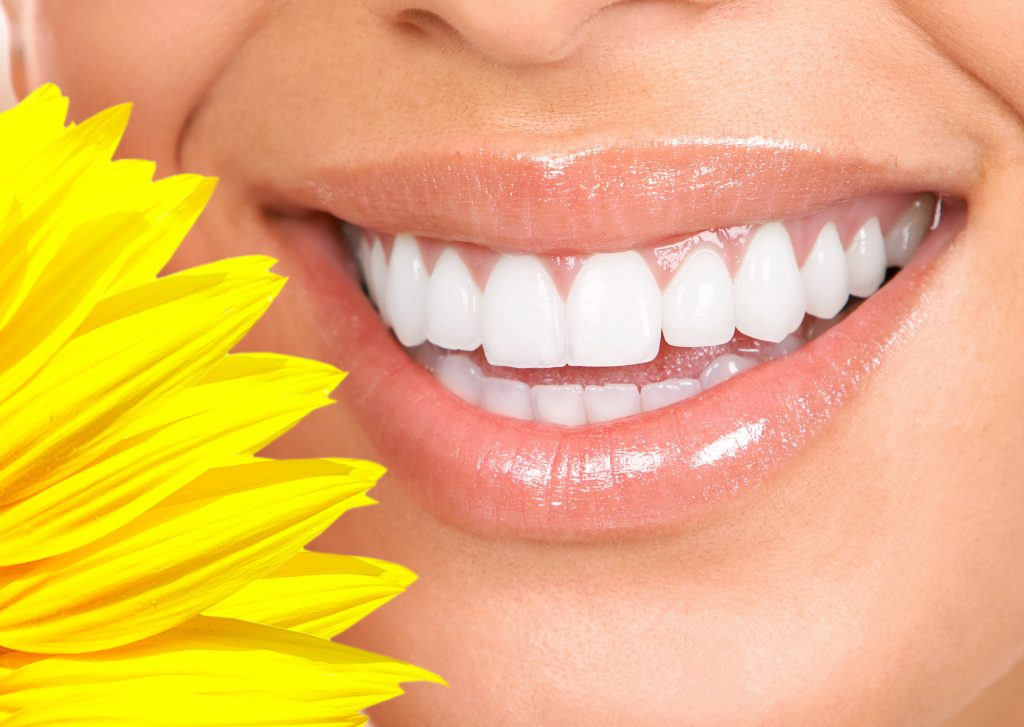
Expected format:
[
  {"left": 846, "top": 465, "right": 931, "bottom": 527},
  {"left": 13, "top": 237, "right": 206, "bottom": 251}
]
[{"left": 0, "top": 84, "right": 439, "bottom": 726}]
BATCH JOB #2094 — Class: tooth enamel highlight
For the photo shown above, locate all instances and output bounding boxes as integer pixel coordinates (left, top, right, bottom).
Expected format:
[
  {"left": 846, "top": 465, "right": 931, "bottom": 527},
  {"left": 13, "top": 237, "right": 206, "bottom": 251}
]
[
  {"left": 662, "top": 247, "right": 735, "bottom": 347},
  {"left": 584, "top": 384, "right": 642, "bottom": 423},
  {"left": 532, "top": 384, "right": 587, "bottom": 426},
  {"left": 885, "top": 194, "right": 935, "bottom": 268},
  {"left": 566, "top": 251, "right": 662, "bottom": 367},
  {"left": 699, "top": 354, "right": 756, "bottom": 389},
  {"left": 383, "top": 233, "right": 429, "bottom": 346},
  {"left": 436, "top": 354, "right": 483, "bottom": 405},
  {"left": 733, "top": 222, "right": 806, "bottom": 343},
  {"left": 482, "top": 255, "right": 566, "bottom": 368},
  {"left": 640, "top": 379, "right": 701, "bottom": 412},
  {"left": 426, "top": 247, "right": 483, "bottom": 351},
  {"left": 479, "top": 377, "right": 534, "bottom": 420},
  {"left": 846, "top": 217, "right": 887, "bottom": 297},
  {"left": 800, "top": 222, "right": 850, "bottom": 319}
]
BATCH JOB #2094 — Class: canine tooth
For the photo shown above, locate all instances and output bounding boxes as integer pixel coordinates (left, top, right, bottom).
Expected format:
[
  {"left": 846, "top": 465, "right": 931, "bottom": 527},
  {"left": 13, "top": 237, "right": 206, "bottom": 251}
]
[
  {"left": 480, "top": 377, "right": 534, "bottom": 420},
  {"left": 640, "top": 379, "right": 701, "bottom": 412},
  {"left": 734, "top": 222, "right": 805, "bottom": 343},
  {"left": 885, "top": 194, "right": 935, "bottom": 268},
  {"left": 800, "top": 222, "right": 850, "bottom": 319},
  {"left": 532, "top": 384, "right": 587, "bottom": 426},
  {"left": 846, "top": 217, "right": 887, "bottom": 297},
  {"left": 583, "top": 384, "right": 641, "bottom": 423},
  {"left": 566, "top": 251, "right": 661, "bottom": 367},
  {"left": 436, "top": 355, "right": 483, "bottom": 405},
  {"left": 699, "top": 354, "right": 755, "bottom": 389},
  {"left": 367, "top": 237, "right": 389, "bottom": 319},
  {"left": 482, "top": 256, "right": 566, "bottom": 368},
  {"left": 384, "top": 234, "right": 429, "bottom": 346},
  {"left": 426, "top": 248, "right": 483, "bottom": 351},
  {"left": 662, "top": 247, "right": 735, "bottom": 347}
]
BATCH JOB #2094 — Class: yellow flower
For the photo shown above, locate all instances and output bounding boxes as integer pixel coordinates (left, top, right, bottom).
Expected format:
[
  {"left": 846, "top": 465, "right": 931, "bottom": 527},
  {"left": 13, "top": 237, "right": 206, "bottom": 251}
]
[{"left": 0, "top": 85, "right": 439, "bottom": 725}]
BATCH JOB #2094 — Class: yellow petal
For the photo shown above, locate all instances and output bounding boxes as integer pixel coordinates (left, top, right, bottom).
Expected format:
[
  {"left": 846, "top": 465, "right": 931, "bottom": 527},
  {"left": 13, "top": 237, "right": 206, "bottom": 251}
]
[
  {"left": 2, "top": 693, "right": 367, "bottom": 727},
  {"left": 0, "top": 460, "right": 382, "bottom": 653},
  {"left": 0, "top": 259, "right": 284, "bottom": 506},
  {"left": 205, "top": 549, "right": 414, "bottom": 638},
  {"left": 0, "top": 84, "right": 437, "bottom": 716},
  {"left": 105, "top": 174, "right": 217, "bottom": 294},
  {"left": 0, "top": 616, "right": 437, "bottom": 724},
  {"left": 0, "top": 210, "right": 154, "bottom": 405},
  {"left": 0, "top": 354, "right": 343, "bottom": 565},
  {"left": 0, "top": 104, "right": 130, "bottom": 257},
  {"left": 0, "top": 85, "right": 68, "bottom": 180}
]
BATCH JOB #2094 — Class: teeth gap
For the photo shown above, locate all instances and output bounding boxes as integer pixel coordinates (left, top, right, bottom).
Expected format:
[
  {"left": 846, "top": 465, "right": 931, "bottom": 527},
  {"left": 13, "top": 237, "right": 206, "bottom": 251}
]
[{"left": 350, "top": 193, "right": 941, "bottom": 425}]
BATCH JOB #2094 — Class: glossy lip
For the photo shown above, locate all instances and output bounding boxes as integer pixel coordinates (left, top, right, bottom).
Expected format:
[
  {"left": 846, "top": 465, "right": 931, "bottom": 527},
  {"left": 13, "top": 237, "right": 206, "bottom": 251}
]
[
  {"left": 278, "top": 182, "right": 965, "bottom": 540},
  {"left": 262, "top": 138, "right": 964, "bottom": 253}
]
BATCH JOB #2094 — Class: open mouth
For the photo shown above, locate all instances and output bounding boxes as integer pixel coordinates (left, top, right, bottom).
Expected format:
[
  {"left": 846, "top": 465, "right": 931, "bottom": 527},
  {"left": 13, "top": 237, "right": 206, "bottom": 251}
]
[
  {"left": 266, "top": 141, "right": 967, "bottom": 539},
  {"left": 348, "top": 192, "right": 940, "bottom": 426}
]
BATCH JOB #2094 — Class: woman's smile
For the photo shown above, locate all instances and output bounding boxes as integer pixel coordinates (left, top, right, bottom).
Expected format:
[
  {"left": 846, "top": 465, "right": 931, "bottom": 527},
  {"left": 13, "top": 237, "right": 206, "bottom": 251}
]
[
  {"left": 262, "top": 138, "right": 965, "bottom": 536},
  {"left": 13, "top": 0, "right": 1024, "bottom": 723}
]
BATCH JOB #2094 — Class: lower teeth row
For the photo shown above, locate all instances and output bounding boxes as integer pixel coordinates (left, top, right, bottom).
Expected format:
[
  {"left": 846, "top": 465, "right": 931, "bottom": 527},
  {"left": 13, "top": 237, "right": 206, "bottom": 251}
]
[{"left": 409, "top": 313, "right": 845, "bottom": 426}]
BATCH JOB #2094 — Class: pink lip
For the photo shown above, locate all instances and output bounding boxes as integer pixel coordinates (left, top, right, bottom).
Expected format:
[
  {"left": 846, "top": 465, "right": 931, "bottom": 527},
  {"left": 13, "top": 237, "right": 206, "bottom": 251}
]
[
  {"left": 281, "top": 191, "right": 964, "bottom": 539},
  {"left": 267, "top": 139, "right": 959, "bottom": 253}
]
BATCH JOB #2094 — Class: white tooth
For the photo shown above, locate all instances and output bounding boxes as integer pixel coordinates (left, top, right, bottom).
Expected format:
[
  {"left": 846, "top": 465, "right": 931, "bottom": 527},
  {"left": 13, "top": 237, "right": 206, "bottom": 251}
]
[
  {"left": 885, "top": 195, "right": 935, "bottom": 268},
  {"left": 482, "top": 256, "right": 566, "bottom": 368},
  {"left": 640, "top": 378, "right": 701, "bottom": 412},
  {"left": 583, "top": 384, "right": 641, "bottom": 423},
  {"left": 367, "top": 237, "right": 389, "bottom": 319},
  {"left": 846, "top": 217, "right": 887, "bottom": 297},
  {"left": 698, "top": 354, "right": 756, "bottom": 389},
  {"left": 532, "top": 384, "right": 587, "bottom": 426},
  {"left": 383, "top": 234, "right": 429, "bottom": 346},
  {"left": 426, "top": 248, "right": 483, "bottom": 351},
  {"left": 436, "top": 355, "right": 483, "bottom": 405},
  {"left": 771, "top": 334, "right": 805, "bottom": 358},
  {"left": 800, "top": 222, "right": 850, "bottom": 319},
  {"left": 479, "top": 377, "right": 534, "bottom": 420},
  {"left": 566, "top": 251, "right": 661, "bottom": 367},
  {"left": 662, "top": 247, "right": 735, "bottom": 347},
  {"left": 733, "top": 222, "right": 806, "bottom": 343}
]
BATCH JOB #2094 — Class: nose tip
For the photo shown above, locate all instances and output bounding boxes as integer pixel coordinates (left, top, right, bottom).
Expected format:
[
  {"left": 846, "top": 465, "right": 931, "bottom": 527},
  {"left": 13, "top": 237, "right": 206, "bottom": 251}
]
[{"left": 368, "top": 0, "right": 630, "bottom": 66}]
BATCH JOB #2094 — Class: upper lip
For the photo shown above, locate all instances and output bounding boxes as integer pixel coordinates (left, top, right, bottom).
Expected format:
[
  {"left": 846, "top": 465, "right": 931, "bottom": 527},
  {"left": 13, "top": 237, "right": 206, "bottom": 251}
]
[{"left": 268, "top": 137, "right": 962, "bottom": 253}]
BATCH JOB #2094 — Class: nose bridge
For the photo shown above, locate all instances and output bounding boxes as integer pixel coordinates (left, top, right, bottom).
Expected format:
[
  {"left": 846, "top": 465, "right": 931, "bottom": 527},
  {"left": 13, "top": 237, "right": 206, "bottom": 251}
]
[{"left": 368, "top": 0, "right": 630, "bottom": 66}]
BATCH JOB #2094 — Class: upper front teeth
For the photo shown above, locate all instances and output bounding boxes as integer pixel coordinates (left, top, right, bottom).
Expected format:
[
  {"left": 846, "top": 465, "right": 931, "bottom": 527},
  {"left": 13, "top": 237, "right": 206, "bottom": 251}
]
[
  {"left": 384, "top": 233, "right": 429, "bottom": 346},
  {"left": 426, "top": 247, "right": 483, "bottom": 351},
  {"left": 801, "top": 222, "right": 850, "bottom": 319},
  {"left": 733, "top": 222, "right": 806, "bottom": 343},
  {"left": 566, "top": 251, "right": 662, "bottom": 366},
  {"left": 358, "top": 195, "right": 936, "bottom": 368},
  {"left": 662, "top": 247, "right": 735, "bottom": 347},
  {"left": 482, "top": 255, "right": 567, "bottom": 368}
]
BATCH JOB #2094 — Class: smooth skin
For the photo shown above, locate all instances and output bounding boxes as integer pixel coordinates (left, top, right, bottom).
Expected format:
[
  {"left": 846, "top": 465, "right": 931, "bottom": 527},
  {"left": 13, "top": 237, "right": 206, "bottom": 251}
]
[{"left": 6, "top": 2, "right": 1023, "bottom": 724}]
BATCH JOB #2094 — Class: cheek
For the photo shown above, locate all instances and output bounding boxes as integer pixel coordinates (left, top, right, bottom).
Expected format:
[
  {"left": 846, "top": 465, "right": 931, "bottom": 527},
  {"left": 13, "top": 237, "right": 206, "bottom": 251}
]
[
  {"left": 21, "top": 0, "right": 272, "bottom": 169},
  {"left": 895, "top": 0, "right": 1024, "bottom": 118}
]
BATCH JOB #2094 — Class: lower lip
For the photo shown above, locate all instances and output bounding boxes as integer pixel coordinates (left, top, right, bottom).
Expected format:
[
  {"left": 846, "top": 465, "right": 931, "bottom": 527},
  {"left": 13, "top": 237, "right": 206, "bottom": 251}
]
[{"left": 284, "top": 206, "right": 964, "bottom": 541}]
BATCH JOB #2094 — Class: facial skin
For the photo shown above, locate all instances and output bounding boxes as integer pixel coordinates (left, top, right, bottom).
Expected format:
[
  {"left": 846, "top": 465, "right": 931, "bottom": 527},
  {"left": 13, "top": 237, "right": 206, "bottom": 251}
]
[{"left": 6, "top": 1, "right": 1023, "bottom": 724}]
